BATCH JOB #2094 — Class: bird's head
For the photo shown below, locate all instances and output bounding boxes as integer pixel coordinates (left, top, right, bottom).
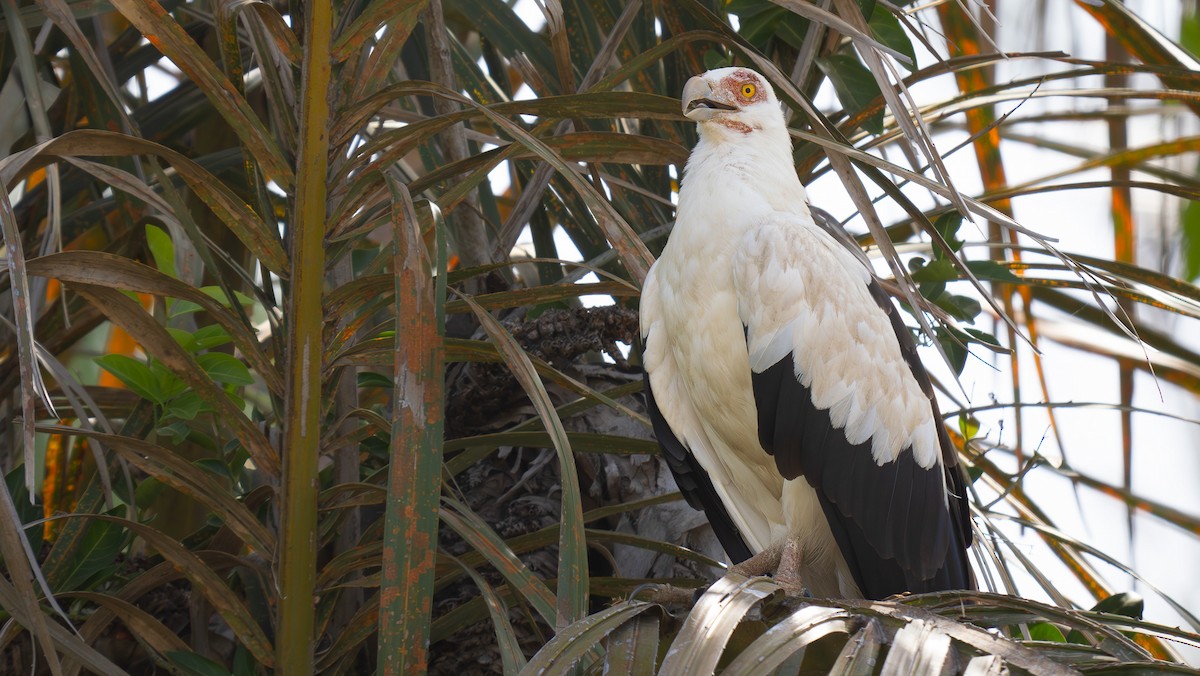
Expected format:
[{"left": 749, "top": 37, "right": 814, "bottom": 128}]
[{"left": 682, "top": 67, "right": 783, "bottom": 137}]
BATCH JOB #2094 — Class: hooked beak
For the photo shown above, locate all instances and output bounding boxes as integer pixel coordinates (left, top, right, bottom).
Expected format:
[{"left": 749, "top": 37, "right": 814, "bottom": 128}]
[{"left": 682, "top": 76, "right": 736, "bottom": 121}]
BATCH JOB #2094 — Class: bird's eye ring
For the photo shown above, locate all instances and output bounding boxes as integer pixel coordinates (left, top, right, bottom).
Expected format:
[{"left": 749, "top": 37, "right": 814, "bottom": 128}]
[{"left": 740, "top": 83, "right": 757, "bottom": 99}]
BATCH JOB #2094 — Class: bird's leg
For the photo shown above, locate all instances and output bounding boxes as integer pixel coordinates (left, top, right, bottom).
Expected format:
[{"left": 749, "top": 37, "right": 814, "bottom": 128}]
[
  {"left": 773, "top": 535, "right": 806, "bottom": 594},
  {"left": 727, "top": 541, "right": 783, "bottom": 578}
]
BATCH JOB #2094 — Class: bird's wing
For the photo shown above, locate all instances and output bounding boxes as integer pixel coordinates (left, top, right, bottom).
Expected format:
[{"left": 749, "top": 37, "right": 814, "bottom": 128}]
[
  {"left": 735, "top": 214, "right": 973, "bottom": 598},
  {"left": 640, "top": 267, "right": 754, "bottom": 563}
]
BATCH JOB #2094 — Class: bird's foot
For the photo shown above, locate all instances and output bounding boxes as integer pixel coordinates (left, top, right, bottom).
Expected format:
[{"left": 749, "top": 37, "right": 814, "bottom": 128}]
[
  {"left": 727, "top": 541, "right": 783, "bottom": 578},
  {"left": 630, "top": 583, "right": 700, "bottom": 607},
  {"left": 772, "top": 570, "right": 810, "bottom": 597}
]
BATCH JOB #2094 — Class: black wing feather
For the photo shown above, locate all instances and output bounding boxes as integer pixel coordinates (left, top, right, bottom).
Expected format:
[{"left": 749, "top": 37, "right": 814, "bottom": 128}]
[
  {"left": 750, "top": 280, "right": 974, "bottom": 599},
  {"left": 642, "top": 367, "right": 754, "bottom": 563}
]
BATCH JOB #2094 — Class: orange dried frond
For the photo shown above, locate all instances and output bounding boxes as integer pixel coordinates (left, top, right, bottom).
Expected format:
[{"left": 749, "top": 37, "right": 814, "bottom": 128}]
[{"left": 25, "top": 167, "right": 47, "bottom": 192}]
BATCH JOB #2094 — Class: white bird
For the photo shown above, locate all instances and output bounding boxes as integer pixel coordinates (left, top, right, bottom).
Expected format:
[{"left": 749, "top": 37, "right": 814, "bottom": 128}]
[{"left": 640, "top": 67, "right": 973, "bottom": 599}]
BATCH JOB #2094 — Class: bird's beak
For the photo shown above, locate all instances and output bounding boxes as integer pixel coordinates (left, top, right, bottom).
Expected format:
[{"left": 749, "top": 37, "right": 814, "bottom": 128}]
[{"left": 682, "top": 76, "right": 736, "bottom": 121}]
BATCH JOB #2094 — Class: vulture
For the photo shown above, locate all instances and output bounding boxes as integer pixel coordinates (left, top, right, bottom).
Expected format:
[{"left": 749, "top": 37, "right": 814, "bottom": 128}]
[{"left": 640, "top": 68, "right": 974, "bottom": 599}]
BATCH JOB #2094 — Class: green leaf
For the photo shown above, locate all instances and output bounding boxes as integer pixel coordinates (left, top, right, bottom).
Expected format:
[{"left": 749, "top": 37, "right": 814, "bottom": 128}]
[
  {"left": 870, "top": 8, "right": 916, "bottom": 70},
  {"left": 145, "top": 224, "right": 177, "bottom": 279},
  {"left": 965, "top": 259, "right": 1020, "bottom": 282},
  {"left": 197, "top": 353, "right": 254, "bottom": 386},
  {"left": 168, "top": 299, "right": 203, "bottom": 317},
  {"left": 191, "top": 325, "right": 234, "bottom": 352},
  {"left": 164, "top": 391, "right": 211, "bottom": 421},
  {"left": 95, "top": 355, "right": 165, "bottom": 405},
  {"left": 56, "top": 516, "right": 125, "bottom": 591},
  {"left": 935, "top": 327, "right": 968, "bottom": 375},
  {"left": 167, "top": 650, "right": 235, "bottom": 676},
  {"left": 934, "top": 293, "right": 982, "bottom": 323},
  {"left": 167, "top": 327, "right": 197, "bottom": 353},
  {"left": 357, "top": 371, "right": 393, "bottom": 388},
  {"left": 136, "top": 477, "right": 165, "bottom": 506},
  {"left": 933, "top": 212, "right": 964, "bottom": 255},
  {"left": 1091, "top": 592, "right": 1145, "bottom": 619},
  {"left": 157, "top": 422, "right": 191, "bottom": 444},
  {"left": 1182, "top": 197, "right": 1200, "bottom": 281},
  {"left": 958, "top": 414, "right": 980, "bottom": 441},
  {"left": 815, "top": 54, "right": 884, "bottom": 134},
  {"left": 964, "top": 327, "right": 1004, "bottom": 349},
  {"left": 194, "top": 458, "right": 232, "bottom": 482},
  {"left": 201, "top": 285, "right": 255, "bottom": 308},
  {"left": 910, "top": 258, "right": 957, "bottom": 283},
  {"left": 1027, "top": 622, "right": 1067, "bottom": 643},
  {"left": 170, "top": 287, "right": 254, "bottom": 317},
  {"left": 1181, "top": 10, "right": 1200, "bottom": 59},
  {"left": 731, "top": 4, "right": 807, "bottom": 49},
  {"left": 149, "top": 360, "right": 189, "bottom": 402}
]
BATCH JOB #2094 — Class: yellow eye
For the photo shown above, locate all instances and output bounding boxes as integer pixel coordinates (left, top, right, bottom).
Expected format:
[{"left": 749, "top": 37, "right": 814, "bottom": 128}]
[{"left": 740, "top": 83, "right": 757, "bottom": 99}]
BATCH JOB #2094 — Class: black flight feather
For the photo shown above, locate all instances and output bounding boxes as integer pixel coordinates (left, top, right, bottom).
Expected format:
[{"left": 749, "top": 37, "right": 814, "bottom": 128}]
[{"left": 748, "top": 279, "right": 974, "bottom": 599}]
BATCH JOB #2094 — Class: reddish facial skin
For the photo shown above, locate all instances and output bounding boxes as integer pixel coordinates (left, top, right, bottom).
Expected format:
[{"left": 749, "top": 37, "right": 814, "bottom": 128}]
[{"left": 716, "top": 70, "right": 767, "bottom": 134}]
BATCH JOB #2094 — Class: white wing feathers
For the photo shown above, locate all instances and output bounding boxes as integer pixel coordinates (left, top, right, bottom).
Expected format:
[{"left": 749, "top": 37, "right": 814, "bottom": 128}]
[{"left": 733, "top": 214, "right": 941, "bottom": 470}]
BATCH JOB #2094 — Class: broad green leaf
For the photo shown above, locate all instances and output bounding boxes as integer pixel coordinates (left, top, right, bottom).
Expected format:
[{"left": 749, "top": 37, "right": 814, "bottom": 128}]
[
  {"left": 870, "top": 7, "right": 916, "bottom": 70},
  {"left": 191, "top": 324, "right": 234, "bottom": 352},
  {"left": 357, "top": 371, "right": 393, "bottom": 388},
  {"left": 964, "top": 327, "right": 1003, "bottom": 349},
  {"left": 54, "top": 515, "right": 125, "bottom": 592},
  {"left": 1092, "top": 592, "right": 1145, "bottom": 619},
  {"left": 728, "top": 0, "right": 808, "bottom": 49},
  {"left": 26, "top": 252, "right": 282, "bottom": 396},
  {"left": 164, "top": 391, "right": 212, "bottom": 421},
  {"left": 197, "top": 353, "right": 254, "bottom": 386},
  {"left": 910, "top": 258, "right": 957, "bottom": 283},
  {"left": 958, "top": 414, "right": 981, "bottom": 441},
  {"left": 934, "top": 293, "right": 982, "bottom": 323},
  {"left": 170, "top": 287, "right": 255, "bottom": 317},
  {"left": 158, "top": 421, "right": 191, "bottom": 443},
  {"left": 1028, "top": 622, "right": 1067, "bottom": 643},
  {"left": 146, "top": 224, "right": 177, "bottom": 278},
  {"left": 150, "top": 360, "right": 189, "bottom": 402},
  {"left": 95, "top": 354, "right": 164, "bottom": 404},
  {"left": 966, "top": 259, "right": 1021, "bottom": 282},
  {"left": 194, "top": 458, "right": 232, "bottom": 482},
  {"left": 933, "top": 212, "right": 964, "bottom": 254},
  {"left": 936, "top": 327, "right": 969, "bottom": 375},
  {"left": 167, "top": 327, "right": 197, "bottom": 352}
]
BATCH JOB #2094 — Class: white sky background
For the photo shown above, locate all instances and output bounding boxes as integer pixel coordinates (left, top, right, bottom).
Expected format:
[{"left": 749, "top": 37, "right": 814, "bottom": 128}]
[{"left": 509, "top": 0, "right": 1200, "bottom": 647}]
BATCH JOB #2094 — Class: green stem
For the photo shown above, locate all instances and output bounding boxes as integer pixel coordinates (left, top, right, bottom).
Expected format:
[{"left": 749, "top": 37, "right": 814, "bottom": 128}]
[{"left": 277, "top": 0, "right": 332, "bottom": 670}]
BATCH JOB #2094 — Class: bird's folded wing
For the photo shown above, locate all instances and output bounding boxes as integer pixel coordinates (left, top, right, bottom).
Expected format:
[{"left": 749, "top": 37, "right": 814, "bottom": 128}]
[
  {"left": 640, "top": 268, "right": 755, "bottom": 563},
  {"left": 734, "top": 214, "right": 973, "bottom": 596}
]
